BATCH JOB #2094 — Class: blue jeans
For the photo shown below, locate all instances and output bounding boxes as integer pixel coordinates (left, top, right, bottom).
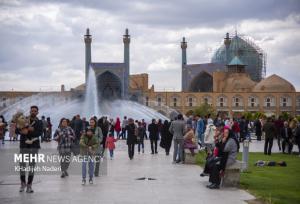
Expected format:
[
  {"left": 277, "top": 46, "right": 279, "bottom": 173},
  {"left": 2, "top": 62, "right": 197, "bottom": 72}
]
[
  {"left": 82, "top": 155, "right": 94, "bottom": 179},
  {"left": 173, "top": 139, "right": 184, "bottom": 162},
  {"left": 198, "top": 133, "right": 204, "bottom": 145},
  {"left": 109, "top": 149, "right": 114, "bottom": 158},
  {"left": 138, "top": 140, "right": 144, "bottom": 152}
]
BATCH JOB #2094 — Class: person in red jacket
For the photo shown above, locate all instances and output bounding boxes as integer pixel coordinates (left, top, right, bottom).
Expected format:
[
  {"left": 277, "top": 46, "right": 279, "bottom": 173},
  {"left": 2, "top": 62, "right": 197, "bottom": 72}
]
[
  {"left": 106, "top": 133, "right": 118, "bottom": 159},
  {"left": 232, "top": 119, "right": 240, "bottom": 140},
  {"left": 115, "top": 117, "right": 121, "bottom": 139}
]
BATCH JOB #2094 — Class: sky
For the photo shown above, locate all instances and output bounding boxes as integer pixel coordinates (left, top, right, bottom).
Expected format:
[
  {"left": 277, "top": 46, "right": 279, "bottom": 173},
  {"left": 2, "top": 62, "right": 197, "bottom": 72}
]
[{"left": 0, "top": 0, "right": 300, "bottom": 92}]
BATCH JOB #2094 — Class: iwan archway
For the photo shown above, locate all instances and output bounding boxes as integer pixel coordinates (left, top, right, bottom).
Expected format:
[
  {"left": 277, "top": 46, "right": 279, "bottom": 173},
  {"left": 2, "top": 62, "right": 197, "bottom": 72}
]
[{"left": 97, "top": 71, "right": 122, "bottom": 100}]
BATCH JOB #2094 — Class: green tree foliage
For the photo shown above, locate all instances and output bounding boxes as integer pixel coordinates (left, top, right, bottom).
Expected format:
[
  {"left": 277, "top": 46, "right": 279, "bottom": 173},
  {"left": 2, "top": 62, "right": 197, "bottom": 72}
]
[
  {"left": 253, "top": 112, "right": 266, "bottom": 120},
  {"left": 280, "top": 112, "right": 291, "bottom": 121},
  {"left": 185, "top": 110, "right": 194, "bottom": 116},
  {"left": 193, "top": 103, "right": 216, "bottom": 117}
]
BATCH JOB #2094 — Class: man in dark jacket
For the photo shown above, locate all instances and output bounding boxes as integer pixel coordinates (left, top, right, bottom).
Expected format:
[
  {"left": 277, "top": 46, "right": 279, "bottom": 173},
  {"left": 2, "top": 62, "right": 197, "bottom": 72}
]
[
  {"left": 126, "top": 118, "right": 137, "bottom": 160},
  {"left": 274, "top": 117, "right": 284, "bottom": 151},
  {"left": 262, "top": 117, "right": 276, "bottom": 155},
  {"left": 82, "top": 117, "right": 89, "bottom": 132},
  {"left": 148, "top": 119, "right": 159, "bottom": 154},
  {"left": 71, "top": 115, "right": 83, "bottom": 143},
  {"left": 239, "top": 116, "right": 247, "bottom": 142},
  {"left": 281, "top": 121, "right": 293, "bottom": 154},
  {"left": 97, "top": 117, "right": 109, "bottom": 157},
  {"left": 18, "top": 105, "right": 43, "bottom": 193},
  {"left": 255, "top": 119, "right": 262, "bottom": 141}
]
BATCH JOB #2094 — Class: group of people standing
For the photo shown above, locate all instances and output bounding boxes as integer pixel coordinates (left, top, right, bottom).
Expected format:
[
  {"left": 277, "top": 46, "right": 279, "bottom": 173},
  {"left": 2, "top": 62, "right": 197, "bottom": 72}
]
[
  {"left": 259, "top": 116, "right": 300, "bottom": 155},
  {"left": 0, "top": 114, "right": 52, "bottom": 144},
  {"left": 41, "top": 116, "right": 52, "bottom": 142},
  {"left": 0, "top": 114, "right": 19, "bottom": 143}
]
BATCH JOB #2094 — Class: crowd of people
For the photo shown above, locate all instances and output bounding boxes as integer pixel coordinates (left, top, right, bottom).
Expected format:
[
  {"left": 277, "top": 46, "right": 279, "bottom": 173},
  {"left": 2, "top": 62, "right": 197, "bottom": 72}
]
[
  {"left": 186, "top": 113, "right": 300, "bottom": 189},
  {"left": 2, "top": 105, "right": 300, "bottom": 193},
  {"left": 185, "top": 114, "right": 300, "bottom": 156}
]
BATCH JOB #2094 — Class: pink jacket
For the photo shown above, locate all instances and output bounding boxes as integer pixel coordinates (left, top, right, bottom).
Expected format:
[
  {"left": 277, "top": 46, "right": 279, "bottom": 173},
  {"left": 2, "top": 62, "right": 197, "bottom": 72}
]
[{"left": 106, "top": 137, "right": 117, "bottom": 150}]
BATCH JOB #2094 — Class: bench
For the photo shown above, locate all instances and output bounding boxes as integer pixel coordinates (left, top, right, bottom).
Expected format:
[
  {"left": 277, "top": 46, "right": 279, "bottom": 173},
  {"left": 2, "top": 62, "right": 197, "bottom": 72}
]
[
  {"left": 183, "top": 149, "right": 198, "bottom": 164},
  {"left": 222, "top": 160, "right": 243, "bottom": 187}
]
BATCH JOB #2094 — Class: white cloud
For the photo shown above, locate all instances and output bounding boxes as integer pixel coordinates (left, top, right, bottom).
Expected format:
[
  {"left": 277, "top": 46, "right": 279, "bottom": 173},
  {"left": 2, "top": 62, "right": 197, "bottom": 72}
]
[
  {"left": 147, "top": 57, "right": 178, "bottom": 71},
  {"left": 33, "top": 43, "right": 50, "bottom": 52},
  {"left": 0, "top": 0, "right": 299, "bottom": 92}
]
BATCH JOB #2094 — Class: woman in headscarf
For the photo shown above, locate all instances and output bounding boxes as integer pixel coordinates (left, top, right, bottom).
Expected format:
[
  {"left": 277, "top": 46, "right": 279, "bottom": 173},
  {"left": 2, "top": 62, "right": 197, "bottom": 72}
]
[
  {"left": 183, "top": 125, "right": 197, "bottom": 156},
  {"left": 54, "top": 118, "right": 75, "bottom": 178},
  {"left": 89, "top": 118, "right": 103, "bottom": 177},
  {"left": 160, "top": 120, "right": 173, "bottom": 155}
]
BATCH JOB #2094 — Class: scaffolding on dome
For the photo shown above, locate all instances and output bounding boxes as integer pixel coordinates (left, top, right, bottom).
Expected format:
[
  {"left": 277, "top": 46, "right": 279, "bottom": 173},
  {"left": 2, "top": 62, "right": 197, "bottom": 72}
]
[{"left": 211, "top": 33, "right": 267, "bottom": 81}]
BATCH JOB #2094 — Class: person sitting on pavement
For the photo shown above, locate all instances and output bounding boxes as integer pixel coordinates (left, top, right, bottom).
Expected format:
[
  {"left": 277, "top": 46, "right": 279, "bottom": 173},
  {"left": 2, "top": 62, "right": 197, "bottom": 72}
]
[
  {"left": 200, "top": 125, "right": 223, "bottom": 177},
  {"left": 183, "top": 125, "right": 198, "bottom": 156},
  {"left": 207, "top": 126, "right": 238, "bottom": 189}
]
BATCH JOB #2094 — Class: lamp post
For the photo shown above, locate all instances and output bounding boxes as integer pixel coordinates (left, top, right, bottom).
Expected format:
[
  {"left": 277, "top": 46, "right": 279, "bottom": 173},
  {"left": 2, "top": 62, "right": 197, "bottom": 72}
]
[{"left": 242, "top": 139, "right": 250, "bottom": 172}]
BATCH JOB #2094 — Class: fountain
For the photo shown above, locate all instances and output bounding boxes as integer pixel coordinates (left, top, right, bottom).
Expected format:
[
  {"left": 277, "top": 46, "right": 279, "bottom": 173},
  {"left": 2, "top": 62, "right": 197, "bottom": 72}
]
[
  {"left": 0, "top": 70, "right": 169, "bottom": 128},
  {"left": 83, "top": 68, "right": 100, "bottom": 118}
]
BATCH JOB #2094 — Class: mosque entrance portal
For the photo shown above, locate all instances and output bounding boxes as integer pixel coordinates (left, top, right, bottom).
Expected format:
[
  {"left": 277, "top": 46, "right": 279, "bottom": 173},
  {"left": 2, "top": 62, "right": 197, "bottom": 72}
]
[
  {"left": 189, "top": 71, "right": 213, "bottom": 92},
  {"left": 97, "top": 71, "right": 122, "bottom": 100}
]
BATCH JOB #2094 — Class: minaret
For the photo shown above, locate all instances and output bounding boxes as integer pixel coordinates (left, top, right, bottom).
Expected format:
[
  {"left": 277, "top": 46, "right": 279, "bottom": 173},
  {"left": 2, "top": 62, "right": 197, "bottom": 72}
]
[
  {"left": 224, "top": 32, "right": 231, "bottom": 64},
  {"left": 84, "top": 28, "right": 92, "bottom": 84},
  {"left": 181, "top": 37, "right": 187, "bottom": 91},
  {"left": 123, "top": 28, "right": 130, "bottom": 98},
  {"left": 181, "top": 37, "right": 187, "bottom": 66}
]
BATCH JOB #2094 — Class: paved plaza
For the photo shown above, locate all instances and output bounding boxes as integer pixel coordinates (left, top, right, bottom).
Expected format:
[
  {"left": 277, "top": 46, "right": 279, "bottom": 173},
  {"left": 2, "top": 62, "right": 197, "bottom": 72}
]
[{"left": 0, "top": 140, "right": 258, "bottom": 204}]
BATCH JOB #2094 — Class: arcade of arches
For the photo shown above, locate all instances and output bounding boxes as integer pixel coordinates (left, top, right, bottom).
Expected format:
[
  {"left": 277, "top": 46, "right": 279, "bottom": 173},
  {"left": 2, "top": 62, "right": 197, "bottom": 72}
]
[{"left": 143, "top": 92, "right": 300, "bottom": 117}]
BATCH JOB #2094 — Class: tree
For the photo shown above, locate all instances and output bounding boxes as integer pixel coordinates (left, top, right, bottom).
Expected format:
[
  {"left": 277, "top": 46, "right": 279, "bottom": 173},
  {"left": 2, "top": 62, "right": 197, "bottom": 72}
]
[
  {"left": 243, "top": 112, "right": 254, "bottom": 120},
  {"left": 186, "top": 110, "right": 194, "bottom": 116},
  {"left": 253, "top": 112, "right": 266, "bottom": 120},
  {"left": 193, "top": 103, "right": 216, "bottom": 118},
  {"left": 280, "top": 112, "right": 291, "bottom": 121}
]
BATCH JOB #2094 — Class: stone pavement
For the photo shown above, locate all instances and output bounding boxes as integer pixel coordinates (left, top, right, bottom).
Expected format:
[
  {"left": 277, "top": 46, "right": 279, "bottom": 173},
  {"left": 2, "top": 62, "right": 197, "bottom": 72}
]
[{"left": 0, "top": 140, "right": 255, "bottom": 204}]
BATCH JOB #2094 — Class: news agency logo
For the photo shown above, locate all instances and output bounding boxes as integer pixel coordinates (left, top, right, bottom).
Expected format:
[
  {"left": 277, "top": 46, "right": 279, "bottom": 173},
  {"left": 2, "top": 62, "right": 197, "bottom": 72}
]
[{"left": 14, "top": 153, "right": 101, "bottom": 163}]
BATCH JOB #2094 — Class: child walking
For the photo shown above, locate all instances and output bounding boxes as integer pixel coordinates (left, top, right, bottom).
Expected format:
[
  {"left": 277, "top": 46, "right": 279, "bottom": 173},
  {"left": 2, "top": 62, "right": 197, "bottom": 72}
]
[{"left": 105, "top": 133, "right": 118, "bottom": 160}]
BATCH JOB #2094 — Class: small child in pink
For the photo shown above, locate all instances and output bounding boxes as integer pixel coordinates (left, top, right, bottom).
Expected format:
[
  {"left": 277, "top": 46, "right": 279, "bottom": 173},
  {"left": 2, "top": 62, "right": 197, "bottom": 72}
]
[{"left": 105, "top": 134, "right": 118, "bottom": 159}]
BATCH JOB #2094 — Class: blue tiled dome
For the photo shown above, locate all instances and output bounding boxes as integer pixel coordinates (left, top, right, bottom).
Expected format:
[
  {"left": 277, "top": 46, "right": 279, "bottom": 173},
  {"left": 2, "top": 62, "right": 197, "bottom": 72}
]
[{"left": 211, "top": 34, "right": 265, "bottom": 82}]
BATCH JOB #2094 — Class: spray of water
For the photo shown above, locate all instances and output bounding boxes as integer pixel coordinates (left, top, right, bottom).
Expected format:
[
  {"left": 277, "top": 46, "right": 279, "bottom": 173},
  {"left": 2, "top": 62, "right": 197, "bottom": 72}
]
[
  {"left": 83, "top": 68, "right": 100, "bottom": 118},
  {"left": 0, "top": 70, "right": 170, "bottom": 128}
]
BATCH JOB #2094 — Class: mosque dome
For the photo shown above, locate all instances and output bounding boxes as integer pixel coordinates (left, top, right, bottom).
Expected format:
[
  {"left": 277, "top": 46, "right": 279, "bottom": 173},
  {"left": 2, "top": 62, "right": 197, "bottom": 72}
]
[
  {"left": 253, "top": 74, "right": 295, "bottom": 92},
  {"left": 211, "top": 33, "right": 266, "bottom": 82}
]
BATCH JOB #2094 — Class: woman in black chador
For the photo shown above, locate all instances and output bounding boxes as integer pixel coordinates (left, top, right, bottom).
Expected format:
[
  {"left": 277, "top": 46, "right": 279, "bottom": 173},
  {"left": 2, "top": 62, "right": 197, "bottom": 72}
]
[{"left": 160, "top": 120, "right": 173, "bottom": 155}]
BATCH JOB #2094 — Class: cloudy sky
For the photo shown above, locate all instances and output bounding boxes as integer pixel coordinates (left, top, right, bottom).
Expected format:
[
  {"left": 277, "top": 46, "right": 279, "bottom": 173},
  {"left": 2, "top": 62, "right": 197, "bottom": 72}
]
[{"left": 0, "top": 0, "right": 300, "bottom": 91}]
